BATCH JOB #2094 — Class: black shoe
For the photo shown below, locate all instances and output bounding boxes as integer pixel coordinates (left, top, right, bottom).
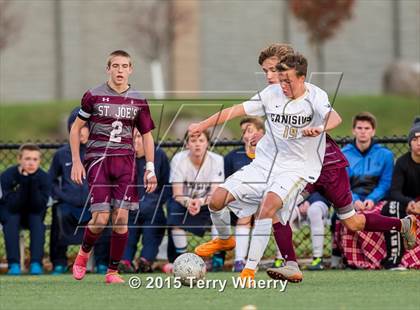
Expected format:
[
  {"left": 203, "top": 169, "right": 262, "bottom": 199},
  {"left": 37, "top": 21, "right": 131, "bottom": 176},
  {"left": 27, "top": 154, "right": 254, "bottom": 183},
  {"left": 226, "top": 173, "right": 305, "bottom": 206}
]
[
  {"left": 137, "top": 258, "right": 153, "bottom": 273},
  {"left": 118, "top": 260, "right": 135, "bottom": 273}
]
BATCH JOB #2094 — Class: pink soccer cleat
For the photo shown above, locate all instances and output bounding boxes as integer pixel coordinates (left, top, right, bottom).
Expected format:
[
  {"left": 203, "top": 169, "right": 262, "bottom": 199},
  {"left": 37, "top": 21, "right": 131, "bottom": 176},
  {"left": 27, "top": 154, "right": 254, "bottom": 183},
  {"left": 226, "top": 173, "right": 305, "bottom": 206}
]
[
  {"left": 105, "top": 270, "right": 125, "bottom": 284},
  {"left": 72, "top": 249, "right": 90, "bottom": 280}
]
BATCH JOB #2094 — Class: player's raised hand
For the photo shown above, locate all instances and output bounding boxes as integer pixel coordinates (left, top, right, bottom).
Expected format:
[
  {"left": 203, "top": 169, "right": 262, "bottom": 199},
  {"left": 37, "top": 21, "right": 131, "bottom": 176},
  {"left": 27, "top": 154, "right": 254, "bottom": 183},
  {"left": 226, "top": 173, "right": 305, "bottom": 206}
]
[
  {"left": 249, "top": 132, "right": 264, "bottom": 146},
  {"left": 144, "top": 170, "right": 157, "bottom": 193},
  {"left": 71, "top": 160, "right": 86, "bottom": 185},
  {"left": 188, "top": 123, "right": 203, "bottom": 136},
  {"left": 303, "top": 126, "right": 323, "bottom": 137}
]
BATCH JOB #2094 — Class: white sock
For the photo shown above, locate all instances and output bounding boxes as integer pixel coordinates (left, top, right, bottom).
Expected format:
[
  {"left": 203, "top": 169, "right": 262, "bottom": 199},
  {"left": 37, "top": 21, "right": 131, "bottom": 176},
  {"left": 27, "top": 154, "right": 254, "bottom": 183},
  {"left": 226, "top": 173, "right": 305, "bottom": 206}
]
[
  {"left": 156, "top": 235, "right": 168, "bottom": 260},
  {"left": 235, "top": 226, "right": 250, "bottom": 261},
  {"left": 172, "top": 228, "right": 187, "bottom": 254},
  {"left": 307, "top": 201, "right": 327, "bottom": 258},
  {"left": 210, "top": 208, "right": 231, "bottom": 239},
  {"left": 245, "top": 218, "right": 273, "bottom": 270},
  {"left": 211, "top": 225, "right": 218, "bottom": 240}
]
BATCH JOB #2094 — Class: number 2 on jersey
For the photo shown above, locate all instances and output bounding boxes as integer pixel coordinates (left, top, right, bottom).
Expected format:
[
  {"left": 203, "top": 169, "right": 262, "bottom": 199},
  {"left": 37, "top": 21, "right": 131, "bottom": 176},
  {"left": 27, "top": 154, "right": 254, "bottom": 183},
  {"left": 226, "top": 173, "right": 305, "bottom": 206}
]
[
  {"left": 110, "top": 121, "right": 123, "bottom": 142},
  {"left": 283, "top": 125, "right": 298, "bottom": 139}
]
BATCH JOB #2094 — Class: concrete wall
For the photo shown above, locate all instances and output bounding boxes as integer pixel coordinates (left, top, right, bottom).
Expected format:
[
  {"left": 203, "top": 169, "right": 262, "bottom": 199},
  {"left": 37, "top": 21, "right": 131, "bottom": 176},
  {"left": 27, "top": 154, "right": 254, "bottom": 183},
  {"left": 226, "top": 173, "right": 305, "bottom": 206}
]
[{"left": 0, "top": 0, "right": 418, "bottom": 102}]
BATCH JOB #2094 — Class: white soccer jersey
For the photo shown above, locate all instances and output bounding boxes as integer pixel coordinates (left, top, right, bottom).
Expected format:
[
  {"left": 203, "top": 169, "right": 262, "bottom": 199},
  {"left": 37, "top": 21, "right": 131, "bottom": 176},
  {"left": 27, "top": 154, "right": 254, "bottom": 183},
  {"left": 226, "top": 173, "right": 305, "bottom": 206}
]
[
  {"left": 242, "top": 83, "right": 332, "bottom": 182},
  {"left": 170, "top": 150, "right": 225, "bottom": 198}
]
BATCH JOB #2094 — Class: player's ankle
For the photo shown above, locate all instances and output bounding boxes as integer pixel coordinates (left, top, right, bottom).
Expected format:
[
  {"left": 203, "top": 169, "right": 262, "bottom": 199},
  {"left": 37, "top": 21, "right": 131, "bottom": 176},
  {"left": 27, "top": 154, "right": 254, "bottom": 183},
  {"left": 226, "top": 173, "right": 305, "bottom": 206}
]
[{"left": 79, "top": 248, "right": 91, "bottom": 257}]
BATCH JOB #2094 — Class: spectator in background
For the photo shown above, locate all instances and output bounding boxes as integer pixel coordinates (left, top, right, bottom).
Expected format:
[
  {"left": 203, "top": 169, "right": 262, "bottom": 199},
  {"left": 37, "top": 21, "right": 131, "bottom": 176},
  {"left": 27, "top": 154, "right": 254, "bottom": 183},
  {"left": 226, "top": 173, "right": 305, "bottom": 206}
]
[
  {"left": 119, "top": 129, "right": 170, "bottom": 273},
  {"left": 0, "top": 144, "right": 51, "bottom": 275},
  {"left": 49, "top": 108, "right": 109, "bottom": 275},
  {"left": 335, "top": 112, "right": 394, "bottom": 269},
  {"left": 343, "top": 112, "right": 394, "bottom": 211},
  {"left": 167, "top": 131, "right": 224, "bottom": 265},
  {"left": 381, "top": 117, "right": 420, "bottom": 269}
]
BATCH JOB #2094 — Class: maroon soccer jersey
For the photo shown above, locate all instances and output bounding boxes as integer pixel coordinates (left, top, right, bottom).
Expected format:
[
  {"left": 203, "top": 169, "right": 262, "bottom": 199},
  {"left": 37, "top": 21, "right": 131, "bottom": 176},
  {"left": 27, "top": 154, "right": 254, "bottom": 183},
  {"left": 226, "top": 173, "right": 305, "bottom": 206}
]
[
  {"left": 322, "top": 134, "right": 349, "bottom": 170},
  {"left": 78, "top": 83, "right": 155, "bottom": 160}
]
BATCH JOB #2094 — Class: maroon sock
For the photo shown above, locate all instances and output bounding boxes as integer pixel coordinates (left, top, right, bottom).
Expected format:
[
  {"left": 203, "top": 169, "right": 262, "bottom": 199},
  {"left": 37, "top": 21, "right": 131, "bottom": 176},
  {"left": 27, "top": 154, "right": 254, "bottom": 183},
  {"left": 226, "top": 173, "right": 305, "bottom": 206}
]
[
  {"left": 108, "top": 231, "right": 129, "bottom": 271},
  {"left": 272, "top": 222, "right": 297, "bottom": 262},
  {"left": 81, "top": 227, "right": 102, "bottom": 253},
  {"left": 363, "top": 213, "right": 401, "bottom": 232}
]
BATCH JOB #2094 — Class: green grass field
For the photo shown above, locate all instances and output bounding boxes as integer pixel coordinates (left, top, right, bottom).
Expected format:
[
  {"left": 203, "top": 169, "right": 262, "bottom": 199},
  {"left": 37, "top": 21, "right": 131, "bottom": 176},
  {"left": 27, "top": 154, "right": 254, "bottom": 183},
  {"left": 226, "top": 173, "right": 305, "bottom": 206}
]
[
  {"left": 0, "top": 95, "right": 418, "bottom": 142},
  {"left": 1, "top": 271, "right": 419, "bottom": 310}
]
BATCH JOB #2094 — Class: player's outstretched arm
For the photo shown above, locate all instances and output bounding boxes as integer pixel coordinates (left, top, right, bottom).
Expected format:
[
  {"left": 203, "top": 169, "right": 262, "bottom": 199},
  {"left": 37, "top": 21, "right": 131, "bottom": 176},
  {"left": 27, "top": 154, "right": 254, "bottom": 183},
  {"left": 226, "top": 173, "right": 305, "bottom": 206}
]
[
  {"left": 69, "top": 117, "right": 87, "bottom": 185},
  {"left": 188, "top": 104, "right": 246, "bottom": 135},
  {"left": 142, "top": 131, "right": 157, "bottom": 193}
]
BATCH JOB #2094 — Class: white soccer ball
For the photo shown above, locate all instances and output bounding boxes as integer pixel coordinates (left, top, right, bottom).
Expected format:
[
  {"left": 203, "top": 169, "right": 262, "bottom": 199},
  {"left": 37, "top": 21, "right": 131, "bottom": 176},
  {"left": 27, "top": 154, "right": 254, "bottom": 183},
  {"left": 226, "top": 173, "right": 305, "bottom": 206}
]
[{"left": 173, "top": 253, "right": 207, "bottom": 286}]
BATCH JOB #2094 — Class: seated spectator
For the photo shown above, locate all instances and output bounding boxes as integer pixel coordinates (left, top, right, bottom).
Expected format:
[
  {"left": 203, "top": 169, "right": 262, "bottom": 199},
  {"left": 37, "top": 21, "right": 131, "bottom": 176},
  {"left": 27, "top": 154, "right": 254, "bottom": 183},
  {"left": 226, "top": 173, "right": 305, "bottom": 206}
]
[
  {"left": 335, "top": 112, "right": 394, "bottom": 269},
  {"left": 0, "top": 144, "right": 51, "bottom": 275},
  {"left": 381, "top": 117, "right": 420, "bottom": 269},
  {"left": 344, "top": 112, "right": 394, "bottom": 211},
  {"left": 49, "top": 108, "right": 109, "bottom": 274},
  {"left": 288, "top": 192, "right": 331, "bottom": 270},
  {"left": 119, "top": 129, "right": 170, "bottom": 273},
  {"left": 167, "top": 131, "right": 224, "bottom": 262}
]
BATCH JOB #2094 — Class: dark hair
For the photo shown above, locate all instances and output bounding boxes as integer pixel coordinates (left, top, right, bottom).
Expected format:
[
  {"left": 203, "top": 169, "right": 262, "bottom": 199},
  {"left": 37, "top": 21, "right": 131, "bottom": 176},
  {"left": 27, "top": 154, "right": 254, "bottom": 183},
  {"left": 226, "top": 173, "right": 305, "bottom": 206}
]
[
  {"left": 107, "top": 50, "right": 132, "bottom": 68},
  {"left": 352, "top": 112, "right": 377, "bottom": 129},
  {"left": 18, "top": 143, "right": 41, "bottom": 156},
  {"left": 276, "top": 52, "right": 308, "bottom": 77},
  {"left": 258, "top": 44, "right": 294, "bottom": 65},
  {"left": 240, "top": 117, "right": 265, "bottom": 132},
  {"left": 186, "top": 130, "right": 211, "bottom": 143}
]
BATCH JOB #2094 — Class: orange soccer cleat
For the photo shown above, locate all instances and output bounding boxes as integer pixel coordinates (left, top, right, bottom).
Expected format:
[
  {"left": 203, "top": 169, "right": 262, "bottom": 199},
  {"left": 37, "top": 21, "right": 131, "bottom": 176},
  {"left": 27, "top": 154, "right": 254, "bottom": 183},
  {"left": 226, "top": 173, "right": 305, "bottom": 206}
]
[
  {"left": 240, "top": 268, "right": 255, "bottom": 288},
  {"left": 194, "top": 236, "right": 236, "bottom": 257}
]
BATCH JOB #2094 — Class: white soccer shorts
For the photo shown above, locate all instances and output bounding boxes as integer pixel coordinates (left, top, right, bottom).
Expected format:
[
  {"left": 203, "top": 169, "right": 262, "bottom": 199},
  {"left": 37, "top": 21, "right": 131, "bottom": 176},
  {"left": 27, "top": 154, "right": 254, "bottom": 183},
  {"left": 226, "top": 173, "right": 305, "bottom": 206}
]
[{"left": 220, "top": 161, "right": 307, "bottom": 223}]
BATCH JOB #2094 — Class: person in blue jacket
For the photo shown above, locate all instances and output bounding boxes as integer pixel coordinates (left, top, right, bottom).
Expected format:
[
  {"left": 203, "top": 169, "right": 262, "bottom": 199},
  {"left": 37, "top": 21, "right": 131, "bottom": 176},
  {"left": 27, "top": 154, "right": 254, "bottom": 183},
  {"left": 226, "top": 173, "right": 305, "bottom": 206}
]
[
  {"left": 342, "top": 112, "right": 394, "bottom": 211},
  {"left": 0, "top": 144, "right": 51, "bottom": 275},
  {"left": 119, "top": 129, "right": 170, "bottom": 273},
  {"left": 49, "top": 108, "right": 109, "bottom": 274}
]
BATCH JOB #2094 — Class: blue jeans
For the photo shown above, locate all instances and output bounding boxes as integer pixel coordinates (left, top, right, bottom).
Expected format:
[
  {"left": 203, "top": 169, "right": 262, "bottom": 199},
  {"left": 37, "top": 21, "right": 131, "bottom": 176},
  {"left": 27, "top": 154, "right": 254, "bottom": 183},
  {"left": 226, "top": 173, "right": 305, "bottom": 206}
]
[
  {"left": 3, "top": 210, "right": 45, "bottom": 264},
  {"left": 122, "top": 207, "right": 166, "bottom": 262}
]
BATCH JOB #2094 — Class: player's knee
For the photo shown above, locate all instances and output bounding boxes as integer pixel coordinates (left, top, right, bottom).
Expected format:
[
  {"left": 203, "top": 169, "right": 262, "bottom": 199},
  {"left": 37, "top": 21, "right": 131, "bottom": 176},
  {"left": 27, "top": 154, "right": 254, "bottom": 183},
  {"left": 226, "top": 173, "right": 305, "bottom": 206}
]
[
  {"left": 113, "top": 226, "right": 128, "bottom": 234},
  {"left": 89, "top": 213, "right": 110, "bottom": 233},
  {"left": 209, "top": 188, "right": 231, "bottom": 211},
  {"left": 257, "top": 203, "right": 278, "bottom": 219},
  {"left": 257, "top": 208, "right": 275, "bottom": 219},
  {"left": 257, "top": 193, "right": 282, "bottom": 219}
]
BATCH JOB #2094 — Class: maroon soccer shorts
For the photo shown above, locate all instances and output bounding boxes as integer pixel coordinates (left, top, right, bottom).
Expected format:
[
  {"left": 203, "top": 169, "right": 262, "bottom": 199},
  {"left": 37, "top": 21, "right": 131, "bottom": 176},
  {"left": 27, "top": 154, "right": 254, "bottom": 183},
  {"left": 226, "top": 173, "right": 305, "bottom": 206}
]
[
  {"left": 305, "top": 167, "right": 355, "bottom": 220},
  {"left": 86, "top": 155, "right": 139, "bottom": 212}
]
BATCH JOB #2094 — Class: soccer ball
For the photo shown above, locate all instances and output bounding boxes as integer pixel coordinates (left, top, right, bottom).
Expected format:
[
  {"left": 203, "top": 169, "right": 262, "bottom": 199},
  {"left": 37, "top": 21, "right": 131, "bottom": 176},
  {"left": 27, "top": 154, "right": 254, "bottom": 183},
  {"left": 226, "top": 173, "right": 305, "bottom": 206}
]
[{"left": 173, "top": 253, "right": 207, "bottom": 286}]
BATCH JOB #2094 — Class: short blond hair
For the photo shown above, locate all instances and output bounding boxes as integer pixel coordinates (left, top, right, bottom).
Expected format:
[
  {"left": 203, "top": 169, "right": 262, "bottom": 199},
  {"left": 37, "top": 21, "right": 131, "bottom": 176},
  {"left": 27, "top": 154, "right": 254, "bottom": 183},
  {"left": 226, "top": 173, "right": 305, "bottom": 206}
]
[{"left": 107, "top": 50, "right": 132, "bottom": 68}]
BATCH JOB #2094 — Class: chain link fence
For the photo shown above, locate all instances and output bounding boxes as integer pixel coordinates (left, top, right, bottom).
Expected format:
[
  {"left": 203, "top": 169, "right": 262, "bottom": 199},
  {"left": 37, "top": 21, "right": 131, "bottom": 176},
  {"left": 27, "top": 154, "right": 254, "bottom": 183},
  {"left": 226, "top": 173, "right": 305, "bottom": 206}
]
[{"left": 0, "top": 136, "right": 409, "bottom": 266}]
